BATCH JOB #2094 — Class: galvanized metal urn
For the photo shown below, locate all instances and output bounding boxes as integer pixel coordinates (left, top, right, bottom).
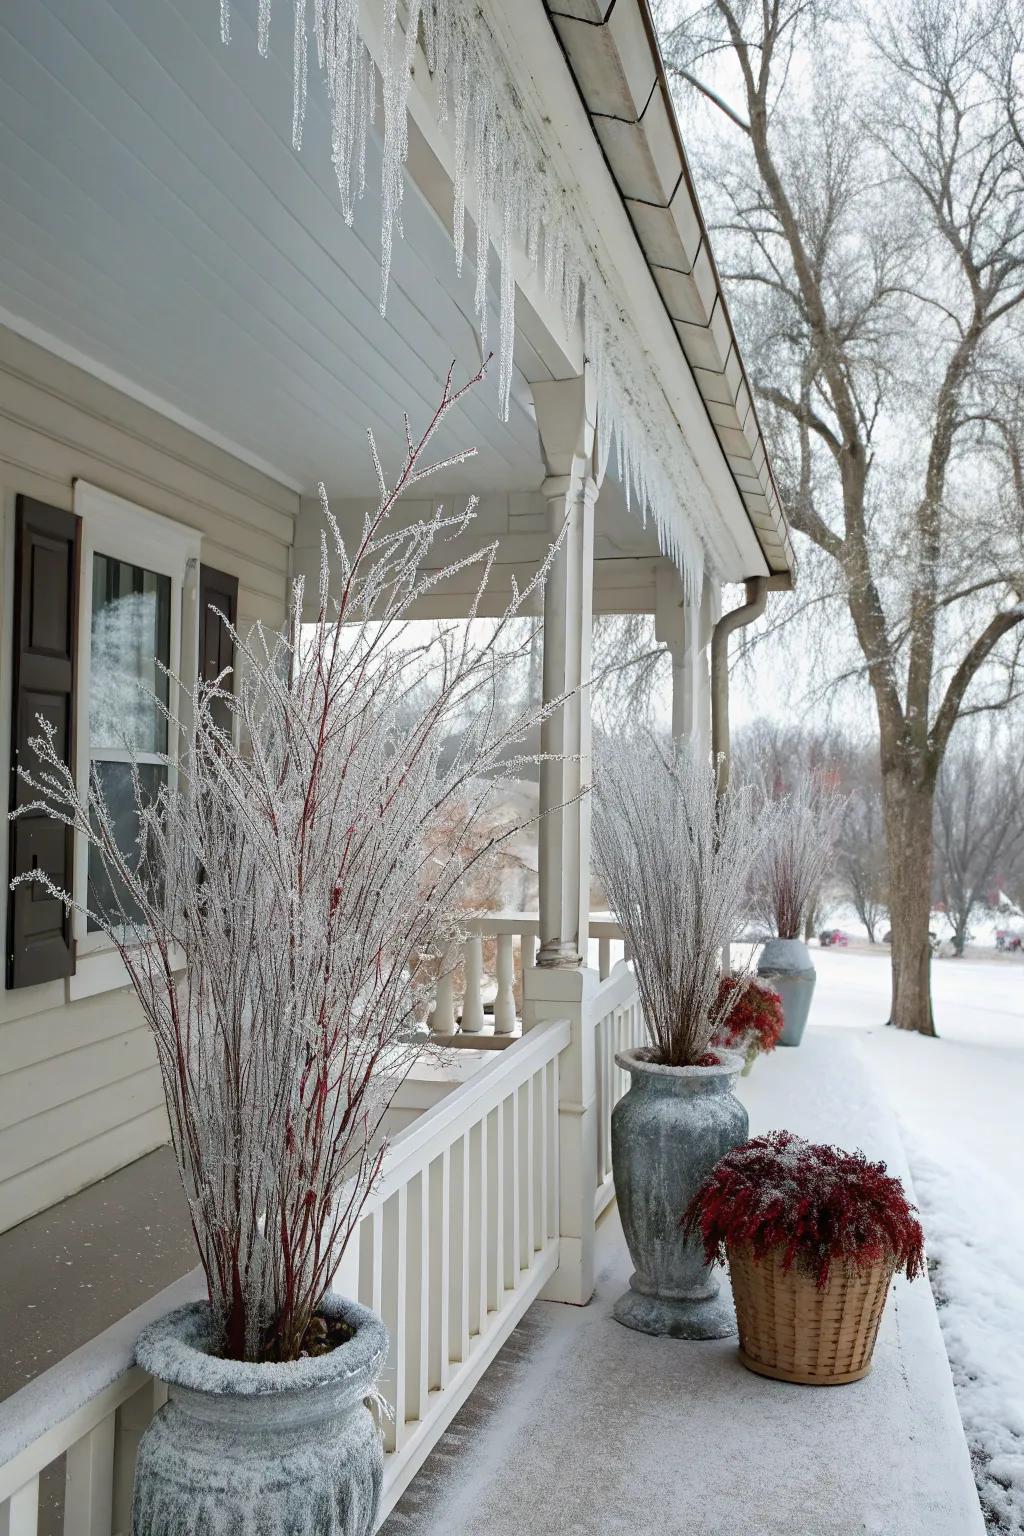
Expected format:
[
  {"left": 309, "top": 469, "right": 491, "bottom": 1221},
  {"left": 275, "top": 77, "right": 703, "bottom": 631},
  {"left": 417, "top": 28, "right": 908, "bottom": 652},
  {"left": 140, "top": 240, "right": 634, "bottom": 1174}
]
[
  {"left": 611, "top": 1048, "right": 748, "bottom": 1339},
  {"left": 757, "top": 936, "right": 817, "bottom": 1046},
  {"left": 132, "top": 1296, "right": 387, "bottom": 1536}
]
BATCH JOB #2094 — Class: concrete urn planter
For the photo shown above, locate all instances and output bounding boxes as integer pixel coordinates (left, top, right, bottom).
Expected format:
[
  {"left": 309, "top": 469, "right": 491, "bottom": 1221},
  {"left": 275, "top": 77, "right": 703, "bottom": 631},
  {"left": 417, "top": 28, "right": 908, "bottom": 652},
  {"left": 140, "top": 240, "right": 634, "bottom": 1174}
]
[
  {"left": 611, "top": 1048, "right": 748, "bottom": 1338},
  {"left": 757, "top": 937, "right": 817, "bottom": 1046},
  {"left": 132, "top": 1295, "right": 387, "bottom": 1536}
]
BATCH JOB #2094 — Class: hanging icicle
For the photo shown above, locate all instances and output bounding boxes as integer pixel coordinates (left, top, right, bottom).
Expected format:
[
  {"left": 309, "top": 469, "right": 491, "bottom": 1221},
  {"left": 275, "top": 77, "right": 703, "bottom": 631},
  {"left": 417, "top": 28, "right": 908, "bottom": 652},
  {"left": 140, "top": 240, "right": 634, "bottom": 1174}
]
[{"left": 222, "top": 0, "right": 715, "bottom": 596}]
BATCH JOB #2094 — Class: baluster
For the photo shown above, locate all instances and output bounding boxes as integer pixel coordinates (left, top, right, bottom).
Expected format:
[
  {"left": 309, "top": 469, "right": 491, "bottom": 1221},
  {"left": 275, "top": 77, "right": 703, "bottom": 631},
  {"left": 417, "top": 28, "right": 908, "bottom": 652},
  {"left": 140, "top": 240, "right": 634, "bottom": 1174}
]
[
  {"left": 533, "top": 1067, "right": 545, "bottom": 1254},
  {"left": 547, "top": 1057, "right": 560, "bottom": 1241},
  {"left": 493, "top": 934, "right": 517, "bottom": 1034},
  {"left": 427, "top": 1154, "right": 449, "bottom": 1396},
  {"left": 520, "top": 1079, "right": 534, "bottom": 1268},
  {"left": 486, "top": 1106, "right": 504, "bottom": 1313},
  {"left": 447, "top": 1136, "right": 470, "bottom": 1370},
  {"left": 503, "top": 1094, "right": 520, "bottom": 1291},
  {"left": 111, "top": 1377, "right": 161, "bottom": 1532},
  {"left": 64, "top": 1413, "right": 115, "bottom": 1536},
  {"left": 428, "top": 950, "right": 457, "bottom": 1036},
  {"left": 380, "top": 1189, "right": 407, "bottom": 1453},
  {"left": 518, "top": 930, "right": 535, "bottom": 1005},
  {"left": 405, "top": 1172, "right": 429, "bottom": 1427},
  {"left": 469, "top": 1118, "right": 487, "bottom": 1336},
  {"left": 460, "top": 934, "right": 485, "bottom": 1033},
  {"left": 598, "top": 936, "right": 611, "bottom": 981},
  {"left": 2, "top": 1479, "right": 39, "bottom": 1536}
]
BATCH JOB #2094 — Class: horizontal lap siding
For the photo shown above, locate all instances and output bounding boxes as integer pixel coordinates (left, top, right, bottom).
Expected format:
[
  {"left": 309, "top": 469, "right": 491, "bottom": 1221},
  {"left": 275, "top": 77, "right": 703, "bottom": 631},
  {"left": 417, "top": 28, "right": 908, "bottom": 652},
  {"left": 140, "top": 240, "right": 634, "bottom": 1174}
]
[{"left": 0, "top": 325, "right": 297, "bottom": 1233}]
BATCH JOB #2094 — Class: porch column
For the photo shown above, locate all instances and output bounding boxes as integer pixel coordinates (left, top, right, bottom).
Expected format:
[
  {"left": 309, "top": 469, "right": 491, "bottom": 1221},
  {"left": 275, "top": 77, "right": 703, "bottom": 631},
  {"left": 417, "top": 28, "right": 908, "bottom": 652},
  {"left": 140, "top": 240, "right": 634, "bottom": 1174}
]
[
  {"left": 532, "top": 375, "right": 600, "bottom": 968},
  {"left": 524, "top": 372, "right": 601, "bottom": 1307}
]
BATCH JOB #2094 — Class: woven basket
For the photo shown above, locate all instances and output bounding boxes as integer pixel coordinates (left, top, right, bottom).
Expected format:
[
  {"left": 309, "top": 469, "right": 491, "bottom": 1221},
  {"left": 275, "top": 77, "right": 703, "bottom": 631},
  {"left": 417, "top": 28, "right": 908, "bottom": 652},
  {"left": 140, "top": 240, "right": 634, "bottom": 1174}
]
[{"left": 727, "top": 1243, "right": 894, "bottom": 1385}]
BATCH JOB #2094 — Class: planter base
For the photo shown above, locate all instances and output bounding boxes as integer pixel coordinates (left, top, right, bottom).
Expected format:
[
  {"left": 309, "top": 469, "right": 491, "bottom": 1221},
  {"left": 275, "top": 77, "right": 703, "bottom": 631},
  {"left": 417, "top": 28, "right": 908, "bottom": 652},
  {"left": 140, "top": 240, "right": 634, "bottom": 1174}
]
[
  {"left": 737, "top": 1347, "right": 872, "bottom": 1386},
  {"left": 613, "top": 1284, "right": 736, "bottom": 1340}
]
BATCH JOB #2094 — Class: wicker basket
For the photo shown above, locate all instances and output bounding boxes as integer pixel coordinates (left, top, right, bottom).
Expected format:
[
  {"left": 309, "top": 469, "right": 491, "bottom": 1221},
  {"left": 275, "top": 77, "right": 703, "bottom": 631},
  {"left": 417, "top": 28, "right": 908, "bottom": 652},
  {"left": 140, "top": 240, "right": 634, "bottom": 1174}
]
[{"left": 727, "top": 1243, "right": 895, "bottom": 1385}]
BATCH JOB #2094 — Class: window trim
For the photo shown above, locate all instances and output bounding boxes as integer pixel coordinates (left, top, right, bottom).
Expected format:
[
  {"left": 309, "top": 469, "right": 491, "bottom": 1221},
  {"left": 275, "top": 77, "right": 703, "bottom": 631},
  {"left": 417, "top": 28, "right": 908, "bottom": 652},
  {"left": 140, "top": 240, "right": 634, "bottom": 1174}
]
[{"left": 71, "top": 481, "right": 200, "bottom": 964}]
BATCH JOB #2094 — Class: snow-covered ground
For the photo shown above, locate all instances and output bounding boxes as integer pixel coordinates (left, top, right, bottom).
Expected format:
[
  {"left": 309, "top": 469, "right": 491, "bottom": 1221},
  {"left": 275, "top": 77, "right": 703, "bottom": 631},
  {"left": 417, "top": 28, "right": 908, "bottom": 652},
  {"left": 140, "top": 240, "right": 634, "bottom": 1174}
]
[{"left": 809, "top": 947, "right": 1024, "bottom": 1534}]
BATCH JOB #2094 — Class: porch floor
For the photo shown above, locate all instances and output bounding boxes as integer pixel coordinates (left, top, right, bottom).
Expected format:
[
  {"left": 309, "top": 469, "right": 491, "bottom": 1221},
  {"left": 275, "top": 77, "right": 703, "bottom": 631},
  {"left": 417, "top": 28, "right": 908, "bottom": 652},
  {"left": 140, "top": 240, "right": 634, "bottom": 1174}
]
[
  {"left": 0, "top": 1147, "right": 193, "bottom": 1404},
  {"left": 381, "top": 1030, "right": 984, "bottom": 1536}
]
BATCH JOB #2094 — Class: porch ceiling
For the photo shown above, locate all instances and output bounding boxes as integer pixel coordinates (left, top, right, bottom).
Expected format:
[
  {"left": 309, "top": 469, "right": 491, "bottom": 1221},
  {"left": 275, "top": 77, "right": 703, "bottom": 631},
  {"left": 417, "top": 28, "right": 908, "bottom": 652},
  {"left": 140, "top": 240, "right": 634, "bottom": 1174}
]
[{"left": 0, "top": 0, "right": 547, "bottom": 496}]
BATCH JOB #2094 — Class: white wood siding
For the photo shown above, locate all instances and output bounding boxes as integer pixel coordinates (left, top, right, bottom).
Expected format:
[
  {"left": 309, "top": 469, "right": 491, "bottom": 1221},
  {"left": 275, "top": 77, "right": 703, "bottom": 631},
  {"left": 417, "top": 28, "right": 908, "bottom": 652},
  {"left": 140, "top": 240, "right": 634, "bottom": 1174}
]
[{"left": 0, "top": 325, "right": 298, "bottom": 1234}]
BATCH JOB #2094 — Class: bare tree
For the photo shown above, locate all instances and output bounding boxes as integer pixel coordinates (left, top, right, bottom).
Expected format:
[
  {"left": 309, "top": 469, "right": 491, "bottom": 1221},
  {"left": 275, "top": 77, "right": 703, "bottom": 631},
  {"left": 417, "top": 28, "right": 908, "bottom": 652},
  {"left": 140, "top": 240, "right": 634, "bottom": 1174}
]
[
  {"left": 934, "top": 727, "right": 1024, "bottom": 954},
  {"left": 660, "top": 0, "right": 1024, "bottom": 1033},
  {"left": 836, "top": 782, "right": 890, "bottom": 944},
  {"left": 592, "top": 614, "right": 672, "bottom": 730}
]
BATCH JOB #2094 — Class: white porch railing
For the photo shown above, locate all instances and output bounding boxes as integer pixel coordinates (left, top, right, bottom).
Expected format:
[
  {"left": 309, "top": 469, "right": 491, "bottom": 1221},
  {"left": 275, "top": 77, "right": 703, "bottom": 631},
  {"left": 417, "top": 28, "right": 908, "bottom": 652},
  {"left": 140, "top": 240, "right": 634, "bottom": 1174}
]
[
  {"left": 430, "top": 912, "right": 628, "bottom": 1039},
  {"left": 0, "top": 936, "right": 646, "bottom": 1535},
  {"left": 0, "top": 1019, "right": 570, "bottom": 1535}
]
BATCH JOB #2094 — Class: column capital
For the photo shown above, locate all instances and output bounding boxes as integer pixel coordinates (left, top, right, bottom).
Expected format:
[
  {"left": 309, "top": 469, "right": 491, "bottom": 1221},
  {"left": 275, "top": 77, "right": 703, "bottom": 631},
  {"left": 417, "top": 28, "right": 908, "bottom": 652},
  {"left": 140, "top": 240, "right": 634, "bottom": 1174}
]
[{"left": 540, "top": 472, "right": 601, "bottom": 512}]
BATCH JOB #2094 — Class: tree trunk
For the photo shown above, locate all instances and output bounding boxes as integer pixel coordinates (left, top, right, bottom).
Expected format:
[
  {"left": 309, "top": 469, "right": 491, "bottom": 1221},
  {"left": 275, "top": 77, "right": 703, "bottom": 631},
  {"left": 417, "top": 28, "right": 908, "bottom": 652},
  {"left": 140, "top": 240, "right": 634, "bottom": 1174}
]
[{"left": 882, "top": 772, "right": 938, "bottom": 1035}]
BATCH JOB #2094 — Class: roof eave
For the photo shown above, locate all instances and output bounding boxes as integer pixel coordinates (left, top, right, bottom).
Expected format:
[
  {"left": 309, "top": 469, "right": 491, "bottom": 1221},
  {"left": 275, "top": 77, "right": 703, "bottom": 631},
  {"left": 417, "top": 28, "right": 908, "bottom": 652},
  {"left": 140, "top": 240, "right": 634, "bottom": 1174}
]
[{"left": 543, "top": 0, "right": 796, "bottom": 580}]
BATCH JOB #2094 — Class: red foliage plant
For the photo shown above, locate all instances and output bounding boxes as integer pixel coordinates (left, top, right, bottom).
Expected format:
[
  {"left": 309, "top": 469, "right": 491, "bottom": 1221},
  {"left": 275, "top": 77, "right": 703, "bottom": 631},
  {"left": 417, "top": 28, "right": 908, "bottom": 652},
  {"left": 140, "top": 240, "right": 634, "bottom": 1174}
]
[
  {"left": 712, "top": 976, "right": 784, "bottom": 1059},
  {"left": 683, "top": 1131, "right": 925, "bottom": 1289}
]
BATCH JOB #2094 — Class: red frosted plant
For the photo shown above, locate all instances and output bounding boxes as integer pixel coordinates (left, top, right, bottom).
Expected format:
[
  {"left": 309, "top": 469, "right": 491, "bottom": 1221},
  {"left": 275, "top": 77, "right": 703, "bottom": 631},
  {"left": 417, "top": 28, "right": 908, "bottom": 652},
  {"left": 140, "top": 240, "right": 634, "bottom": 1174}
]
[
  {"left": 683, "top": 1131, "right": 925, "bottom": 1288},
  {"left": 711, "top": 976, "right": 784, "bottom": 1066}
]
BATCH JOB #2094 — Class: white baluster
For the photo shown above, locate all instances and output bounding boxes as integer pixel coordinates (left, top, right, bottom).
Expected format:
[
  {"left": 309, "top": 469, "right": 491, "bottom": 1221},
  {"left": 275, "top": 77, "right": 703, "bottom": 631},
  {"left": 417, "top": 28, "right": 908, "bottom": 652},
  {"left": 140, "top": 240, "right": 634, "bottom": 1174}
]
[
  {"left": 486, "top": 1106, "right": 504, "bottom": 1313},
  {"left": 2, "top": 1478, "right": 39, "bottom": 1536},
  {"left": 429, "top": 1150, "right": 451, "bottom": 1391},
  {"left": 405, "top": 1171, "right": 429, "bottom": 1426},
  {"left": 469, "top": 1117, "right": 487, "bottom": 1336},
  {"left": 448, "top": 1133, "right": 471, "bottom": 1368},
  {"left": 64, "top": 1413, "right": 115, "bottom": 1536},
  {"left": 504, "top": 1093, "right": 520, "bottom": 1291},
  {"left": 428, "top": 951, "right": 457, "bottom": 1035},
  {"left": 380, "top": 1189, "right": 407, "bottom": 1454},
  {"left": 598, "top": 936, "right": 611, "bottom": 980},
  {"left": 493, "top": 934, "right": 517, "bottom": 1034},
  {"left": 518, "top": 930, "right": 535, "bottom": 1000},
  {"left": 460, "top": 934, "right": 485, "bottom": 1033}
]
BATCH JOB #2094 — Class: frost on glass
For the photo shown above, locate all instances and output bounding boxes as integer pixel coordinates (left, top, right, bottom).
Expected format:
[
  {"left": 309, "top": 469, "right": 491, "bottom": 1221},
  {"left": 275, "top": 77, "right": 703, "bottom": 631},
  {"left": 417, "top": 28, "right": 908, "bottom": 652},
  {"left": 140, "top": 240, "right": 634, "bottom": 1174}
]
[
  {"left": 226, "top": 0, "right": 710, "bottom": 601},
  {"left": 12, "top": 367, "right": 564, "bottom": 1364}
]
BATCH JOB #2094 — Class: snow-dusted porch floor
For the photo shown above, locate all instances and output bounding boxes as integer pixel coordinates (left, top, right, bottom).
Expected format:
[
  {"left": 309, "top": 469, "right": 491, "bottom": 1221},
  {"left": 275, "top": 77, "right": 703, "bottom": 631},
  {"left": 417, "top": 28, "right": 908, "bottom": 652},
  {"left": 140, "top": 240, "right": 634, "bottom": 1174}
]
[{"left": 381, "top": 1031, "right": 984, "bottom": 1536}]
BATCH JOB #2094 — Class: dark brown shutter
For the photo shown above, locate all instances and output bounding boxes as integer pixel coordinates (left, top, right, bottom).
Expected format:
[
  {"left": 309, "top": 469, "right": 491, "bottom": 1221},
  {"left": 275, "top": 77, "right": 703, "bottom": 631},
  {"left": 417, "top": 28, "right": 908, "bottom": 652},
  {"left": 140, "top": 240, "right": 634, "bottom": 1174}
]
[
  {"left": 7, "top": 497, "right": 79, "bottom": 989},
  {"left": 199, "top": 565, "right": 238, "bottom": 684}
]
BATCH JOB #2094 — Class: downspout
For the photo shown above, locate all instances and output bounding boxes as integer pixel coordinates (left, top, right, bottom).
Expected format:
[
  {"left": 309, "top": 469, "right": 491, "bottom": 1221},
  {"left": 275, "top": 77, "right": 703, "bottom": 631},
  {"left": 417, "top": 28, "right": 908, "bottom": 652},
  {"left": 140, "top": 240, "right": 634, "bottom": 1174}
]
[{"left": 710, "top": 577, "right": 768, "bottom": 797}]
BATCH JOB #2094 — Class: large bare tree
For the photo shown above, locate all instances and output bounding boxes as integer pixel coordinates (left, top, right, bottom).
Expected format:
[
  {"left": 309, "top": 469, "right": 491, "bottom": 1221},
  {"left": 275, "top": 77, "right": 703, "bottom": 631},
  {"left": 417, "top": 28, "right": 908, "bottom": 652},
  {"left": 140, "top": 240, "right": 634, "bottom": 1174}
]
[
  {"left": 934, "top": 726, "right": 1024, "bottom": 954},
  {"left": 660, "top": 0, "right": 1024, "bottom": 1032}
]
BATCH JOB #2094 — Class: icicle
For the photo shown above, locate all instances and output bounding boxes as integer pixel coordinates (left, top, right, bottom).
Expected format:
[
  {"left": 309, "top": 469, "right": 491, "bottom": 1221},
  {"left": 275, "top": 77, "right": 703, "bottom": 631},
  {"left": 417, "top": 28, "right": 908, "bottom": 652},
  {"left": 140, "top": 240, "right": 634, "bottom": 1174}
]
[
  {"left": 292, "top": 0, "right": 308, "bottom": 152},
  {"left": 223, "top": 0, "right": 717, "bottom": 599},
  {"left": 220, "top": 0, "right": 231, "bottom": 45},
  {"left": 451, "top": 50, "right": 470, "bottom": 276}
]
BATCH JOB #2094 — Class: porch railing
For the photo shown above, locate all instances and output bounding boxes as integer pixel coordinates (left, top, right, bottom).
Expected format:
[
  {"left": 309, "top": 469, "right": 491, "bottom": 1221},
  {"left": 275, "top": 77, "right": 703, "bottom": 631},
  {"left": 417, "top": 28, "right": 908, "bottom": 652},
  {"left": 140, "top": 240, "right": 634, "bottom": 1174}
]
[
  {"left": 0, "top": 941, "right": 645, "bottom": 1534},
  {"left": 0, "top": 1019, "right": 570, "bottom": 1535},
  {"left": 429, "top": 912, "right": 628, "bottom": 1039}
]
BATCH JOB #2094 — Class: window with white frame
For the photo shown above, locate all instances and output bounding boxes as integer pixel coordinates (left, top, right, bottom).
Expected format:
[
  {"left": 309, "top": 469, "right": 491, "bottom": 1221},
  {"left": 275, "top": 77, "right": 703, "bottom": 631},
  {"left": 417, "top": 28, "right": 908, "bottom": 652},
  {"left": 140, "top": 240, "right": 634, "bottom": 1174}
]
[{"left": 72, "top": 483, "right": 201, "bottom": 948}]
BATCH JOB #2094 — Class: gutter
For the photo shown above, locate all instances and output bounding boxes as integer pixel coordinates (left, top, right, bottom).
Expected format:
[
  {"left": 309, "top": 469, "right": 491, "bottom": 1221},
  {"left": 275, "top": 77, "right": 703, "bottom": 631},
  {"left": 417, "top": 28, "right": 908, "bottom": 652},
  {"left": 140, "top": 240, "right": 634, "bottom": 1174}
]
[{"left": 710, "top": 577, "right": 768, "bottom": 796}]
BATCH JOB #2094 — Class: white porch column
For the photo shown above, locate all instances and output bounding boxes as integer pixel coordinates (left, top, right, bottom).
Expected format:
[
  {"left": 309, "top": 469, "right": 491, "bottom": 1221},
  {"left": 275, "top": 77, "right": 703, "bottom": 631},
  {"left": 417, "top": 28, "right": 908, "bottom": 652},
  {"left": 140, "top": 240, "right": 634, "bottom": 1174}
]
[
  {"left": 523, "top": 372, "right": 601, "bottom": 1307},
  {"left": 664, "top": 571, "right": 717, "bottom": 755},
  {"left": 531, "top": 375, "right": 600, "bottom": 968}
]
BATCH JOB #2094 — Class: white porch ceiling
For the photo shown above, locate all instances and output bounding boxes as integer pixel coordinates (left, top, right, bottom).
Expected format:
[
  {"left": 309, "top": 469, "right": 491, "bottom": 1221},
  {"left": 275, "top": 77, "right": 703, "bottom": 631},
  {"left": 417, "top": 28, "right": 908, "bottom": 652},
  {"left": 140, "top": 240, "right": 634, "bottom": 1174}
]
[{"left": 0, "top": 0, "right": 550, "bottom": 496}]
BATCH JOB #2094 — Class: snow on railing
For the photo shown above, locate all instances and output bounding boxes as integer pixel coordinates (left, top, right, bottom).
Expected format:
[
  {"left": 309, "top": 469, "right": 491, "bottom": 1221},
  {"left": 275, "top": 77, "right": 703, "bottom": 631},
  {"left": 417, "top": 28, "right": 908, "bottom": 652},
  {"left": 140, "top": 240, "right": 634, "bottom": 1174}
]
[{"left": 0, "top": 1020, "right": 569, "bottom": 1535}]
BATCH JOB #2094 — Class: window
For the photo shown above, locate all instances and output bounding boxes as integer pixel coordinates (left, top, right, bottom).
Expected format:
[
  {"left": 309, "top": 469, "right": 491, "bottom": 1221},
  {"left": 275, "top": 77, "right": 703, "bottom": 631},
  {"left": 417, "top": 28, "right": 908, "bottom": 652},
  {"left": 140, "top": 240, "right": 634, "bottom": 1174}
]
[
  {"left": 86, "top": 554, "right": 172, "bottom": 930},
  {"left": 72, "top": 483, "right": 201, "bottom": 955}
]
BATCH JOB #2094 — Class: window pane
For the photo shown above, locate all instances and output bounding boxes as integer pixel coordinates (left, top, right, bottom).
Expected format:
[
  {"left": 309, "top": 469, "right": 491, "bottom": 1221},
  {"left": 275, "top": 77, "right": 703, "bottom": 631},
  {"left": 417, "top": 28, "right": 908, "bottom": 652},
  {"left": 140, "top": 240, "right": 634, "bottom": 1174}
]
[
  {"left": 87, "top": 761, "right": 166, "bottom": 932},
  {"left": 89, "top": 555, "right": 171, "bottom": 754}
]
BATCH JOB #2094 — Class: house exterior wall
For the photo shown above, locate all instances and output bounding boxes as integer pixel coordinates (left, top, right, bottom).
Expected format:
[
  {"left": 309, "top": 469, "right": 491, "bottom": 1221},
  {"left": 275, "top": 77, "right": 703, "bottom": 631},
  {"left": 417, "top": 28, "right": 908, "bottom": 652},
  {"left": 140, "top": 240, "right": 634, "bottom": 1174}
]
[{"left": 0, "top": 326, "right": 298, "bottom": 1235}]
